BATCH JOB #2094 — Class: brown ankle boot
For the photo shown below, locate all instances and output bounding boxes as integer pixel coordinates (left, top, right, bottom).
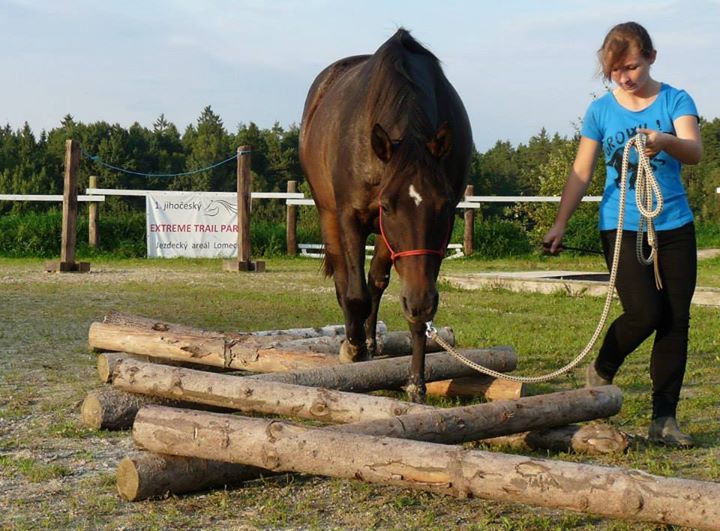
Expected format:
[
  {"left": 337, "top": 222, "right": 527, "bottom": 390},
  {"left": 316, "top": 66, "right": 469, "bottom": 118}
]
[
  {"left": 586, "top": 361, "right": 613, "bottom": 387},
  {"left": 648, "top": 416, "right": 694, "bottom": 448}
]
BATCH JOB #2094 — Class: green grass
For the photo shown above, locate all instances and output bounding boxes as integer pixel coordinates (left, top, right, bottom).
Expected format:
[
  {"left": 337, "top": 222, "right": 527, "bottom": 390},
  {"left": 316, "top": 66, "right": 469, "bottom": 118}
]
[
  {"left": 0, "top": 456, "right": 71, "bottom": 483},
  {"left": 0, "top": 255, "right": 718, "bottom": 529}
]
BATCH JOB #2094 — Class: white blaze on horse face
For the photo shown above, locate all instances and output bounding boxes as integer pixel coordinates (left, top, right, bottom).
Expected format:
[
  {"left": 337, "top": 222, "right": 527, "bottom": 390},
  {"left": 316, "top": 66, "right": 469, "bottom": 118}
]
[{"left": 408, "top": 184, "right": 423, "bottom": 207}]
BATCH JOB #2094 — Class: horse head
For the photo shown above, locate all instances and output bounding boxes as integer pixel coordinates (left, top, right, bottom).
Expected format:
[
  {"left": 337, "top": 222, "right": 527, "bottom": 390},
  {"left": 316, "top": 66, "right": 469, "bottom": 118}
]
[{"left": 372, "top": 121, "right": 456, "bottom": 325}]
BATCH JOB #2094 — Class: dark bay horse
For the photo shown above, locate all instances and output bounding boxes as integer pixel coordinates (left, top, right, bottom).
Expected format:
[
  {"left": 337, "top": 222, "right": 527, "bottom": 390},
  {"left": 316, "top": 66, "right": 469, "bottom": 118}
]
[{"left": 299, "top": 29, "right": 472, "bottom": 402}]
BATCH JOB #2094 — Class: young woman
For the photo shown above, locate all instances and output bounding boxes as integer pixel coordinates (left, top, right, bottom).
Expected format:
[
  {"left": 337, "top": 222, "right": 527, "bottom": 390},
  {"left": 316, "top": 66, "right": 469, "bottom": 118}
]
[{"left": 544, "top": 22, "right": 703, "bottom": 447}]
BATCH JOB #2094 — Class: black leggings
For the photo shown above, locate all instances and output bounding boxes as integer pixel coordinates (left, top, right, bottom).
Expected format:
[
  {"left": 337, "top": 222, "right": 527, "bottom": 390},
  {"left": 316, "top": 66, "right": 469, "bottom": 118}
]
[{"left": 596, "top": 222, "right": 696, "bottom": 419}]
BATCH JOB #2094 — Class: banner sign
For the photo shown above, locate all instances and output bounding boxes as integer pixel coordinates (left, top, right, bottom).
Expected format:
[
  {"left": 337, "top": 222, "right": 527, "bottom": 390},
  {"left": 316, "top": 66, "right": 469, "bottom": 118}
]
[{"left": 146, "top": 192, "right": 239, "bottom": 258}]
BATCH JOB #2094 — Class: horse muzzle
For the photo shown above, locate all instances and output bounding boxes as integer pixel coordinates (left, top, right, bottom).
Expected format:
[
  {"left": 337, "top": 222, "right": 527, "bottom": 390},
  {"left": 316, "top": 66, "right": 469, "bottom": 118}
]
[{"left": 400, "top": 290, "right": 439, "bottom": 324}]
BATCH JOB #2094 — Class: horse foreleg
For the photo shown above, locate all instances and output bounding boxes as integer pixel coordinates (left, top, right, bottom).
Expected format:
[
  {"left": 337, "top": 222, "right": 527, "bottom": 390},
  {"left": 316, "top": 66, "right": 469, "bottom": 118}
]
[
  {"left": 405, "top": 320, "right": 427, "bottom": 403},
  {"left": 365, "top": 240, "right": 392, "bottom": 357},
  {"left": 337, "top": 210, "right": 371, "bottom": 363}
]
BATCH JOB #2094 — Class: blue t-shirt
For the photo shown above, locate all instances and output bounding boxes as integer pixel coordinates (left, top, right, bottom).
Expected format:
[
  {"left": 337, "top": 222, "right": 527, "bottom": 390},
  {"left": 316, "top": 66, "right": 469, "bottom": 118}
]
[{"left": 581, "top": 83, "right": 698, "bottom": 231}]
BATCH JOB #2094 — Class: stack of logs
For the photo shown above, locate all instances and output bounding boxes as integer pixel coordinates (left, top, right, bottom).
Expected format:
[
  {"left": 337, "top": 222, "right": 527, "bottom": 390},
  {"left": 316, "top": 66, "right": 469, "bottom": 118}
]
[{"left": 83, "top": 311, "right": 720, "bottom": 529}]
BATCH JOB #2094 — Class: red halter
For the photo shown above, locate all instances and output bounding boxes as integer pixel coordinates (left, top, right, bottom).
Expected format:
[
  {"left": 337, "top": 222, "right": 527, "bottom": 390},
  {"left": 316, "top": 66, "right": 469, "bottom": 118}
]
[{"left": 377, "top": 200, "right": 450, "bottom": 263}]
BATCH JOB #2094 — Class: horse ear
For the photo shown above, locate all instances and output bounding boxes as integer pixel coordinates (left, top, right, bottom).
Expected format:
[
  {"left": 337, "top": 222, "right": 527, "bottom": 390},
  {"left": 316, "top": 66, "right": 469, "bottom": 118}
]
[
  {"left": 371, "top": 124, "right": 393, "bottom": 163},
  {"left": 427, "top": 122, "right": 453, "bottom": 159}
]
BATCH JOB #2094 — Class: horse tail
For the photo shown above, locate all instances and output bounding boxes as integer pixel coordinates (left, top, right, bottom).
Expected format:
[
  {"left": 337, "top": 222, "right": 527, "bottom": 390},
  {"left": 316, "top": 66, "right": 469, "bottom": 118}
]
[{"left": 321, "top": 254, "right": 334, "bottom": 278}]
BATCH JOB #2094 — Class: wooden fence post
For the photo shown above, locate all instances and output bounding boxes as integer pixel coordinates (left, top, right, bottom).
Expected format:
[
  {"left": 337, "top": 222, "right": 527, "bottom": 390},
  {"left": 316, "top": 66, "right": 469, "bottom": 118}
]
[
  {"left": 223, "top": 146, "right": 265, "bottom": 272},
  {"left": 286, "top": 180, "right": 297, "bottom": 257},
  {"left": 45, "top": 139, "right": 90, "bottom": 273},
  {"left": 89, "top": 175, "right": 99, "bottom": 247},
  {"left": 463, "top": 184, "right": 474, "bottom": 256},
  {"left": 237, "top": 146, "right": 251, "bottom": 263}
]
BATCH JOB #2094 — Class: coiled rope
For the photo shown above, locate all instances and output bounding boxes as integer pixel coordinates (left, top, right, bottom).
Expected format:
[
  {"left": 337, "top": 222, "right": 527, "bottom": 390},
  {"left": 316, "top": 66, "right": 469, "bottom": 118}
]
[{"left": 427, "top": 133, "right": 663, "bottom": 383}]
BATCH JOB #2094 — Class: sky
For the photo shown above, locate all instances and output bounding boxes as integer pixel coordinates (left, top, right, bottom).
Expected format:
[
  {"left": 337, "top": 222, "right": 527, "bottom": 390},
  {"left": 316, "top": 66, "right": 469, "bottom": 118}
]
[{"left": 1, "top": 0, "right": 719, "bottom": 152}]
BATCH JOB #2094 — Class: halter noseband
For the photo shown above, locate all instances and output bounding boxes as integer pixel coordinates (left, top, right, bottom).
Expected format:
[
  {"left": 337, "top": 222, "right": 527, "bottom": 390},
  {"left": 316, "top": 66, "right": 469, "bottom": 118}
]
[{"left": 377, "top": 200, "right": 449, "bottom": 263}]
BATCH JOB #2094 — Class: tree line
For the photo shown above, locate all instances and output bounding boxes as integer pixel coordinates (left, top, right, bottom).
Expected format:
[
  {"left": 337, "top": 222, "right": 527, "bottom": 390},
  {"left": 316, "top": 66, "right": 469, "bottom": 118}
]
[{"left": 2, "top": 105, "right": 719, "bottom": 231}]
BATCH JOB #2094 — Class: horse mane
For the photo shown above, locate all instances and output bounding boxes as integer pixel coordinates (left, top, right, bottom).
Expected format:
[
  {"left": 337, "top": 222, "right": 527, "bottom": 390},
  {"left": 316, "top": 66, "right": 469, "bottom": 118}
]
[
  {"left": 365, "top": 29, "right": 441, "bottom": 143},
  {"left": 366, "top": 29, "right": 452, "bottom": 196}
]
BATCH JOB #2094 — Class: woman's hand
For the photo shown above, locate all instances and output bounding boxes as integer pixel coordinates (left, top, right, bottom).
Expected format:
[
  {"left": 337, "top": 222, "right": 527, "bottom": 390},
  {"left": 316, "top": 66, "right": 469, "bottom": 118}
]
[
  {"left": 637, "top": 119, "right": 703, "bottom": 164},
  {"left": 636, "top": 128, "right": 667, "bottom": 158},
  {"left": 543, "top": 224, "right": 566, "bottom": 255}
]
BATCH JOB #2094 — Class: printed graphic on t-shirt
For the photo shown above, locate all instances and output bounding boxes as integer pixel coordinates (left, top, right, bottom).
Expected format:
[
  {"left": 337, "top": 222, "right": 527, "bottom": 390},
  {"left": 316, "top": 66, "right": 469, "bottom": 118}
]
[{"left": 602, "top": 120, "right": 669, "bottom": 190}]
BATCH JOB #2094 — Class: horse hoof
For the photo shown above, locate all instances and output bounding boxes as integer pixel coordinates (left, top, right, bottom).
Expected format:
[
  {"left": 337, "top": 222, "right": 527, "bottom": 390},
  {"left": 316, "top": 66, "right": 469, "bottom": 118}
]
[
  {"left": 405, "top": 383, "right": 426, "bottom": 404},
  {"left": 339, "top": 340, "right": 371, "bottom": 363},
  {"left": 366, "top": 337, "right": 380, "bottom": 358}
]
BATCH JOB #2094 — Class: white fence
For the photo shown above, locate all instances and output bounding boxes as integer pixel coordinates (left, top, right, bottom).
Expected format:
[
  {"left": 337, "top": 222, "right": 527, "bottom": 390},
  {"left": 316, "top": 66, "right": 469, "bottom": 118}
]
[
  {"left": 2, "top": 189, "right": 605, "bottom": 259},
  {"left": 287, "top": 195, "right": 602, "bottom": 209},
  {"left": 0, "top": 194, "right": 105, "bottom": 202}
]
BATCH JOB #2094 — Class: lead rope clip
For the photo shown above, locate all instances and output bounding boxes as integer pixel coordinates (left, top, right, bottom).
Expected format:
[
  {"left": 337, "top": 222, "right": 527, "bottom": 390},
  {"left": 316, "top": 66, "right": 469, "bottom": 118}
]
[{"left": 425, "top": 321, "right": 437, "bottom": 340}]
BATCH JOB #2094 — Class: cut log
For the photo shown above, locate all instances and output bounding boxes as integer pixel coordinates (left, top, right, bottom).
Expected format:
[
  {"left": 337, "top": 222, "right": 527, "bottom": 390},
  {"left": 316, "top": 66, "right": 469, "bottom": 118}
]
[
  {"left": 249, "top": 346, "right": 518, "bottom": 392},
  {"left": 250, "top": 322, "right": 390, "bottom": 338},
  {"left": 378, "top": 327, "right": 455, "bottom": 356},
  {"left": 133, "top": 406, "right": 720, "bottom": 529},
  {"left": 98, "top": 352, "right": 154, "bottom": 383},
  {"left": 90, "top": 321, "right": 515, "bottom": 380},
  {"left": 268, "top": 326, "right": 456, "bottom": 357},
  {"left": 481, "top": 423, "right": 630, "bottom": 455},
  {"left": 93, "top": 317, "right": 351, "bottom": 359},
  {"left": 100, "top": 347, "right": 515, "bottom": 430},
  {"left": 97, "top": 351, "right": 241, "bottom": 383},
  {"left": 425, "top": 375, "right": 524, "bottom": 400},
  {"left": 103, "top": 310, "right": 227, "bottom": 338},
  {"left": 88, "top": 322, "right": 343, "bottom": 371},
  {"left": 112, "top": 357, "right": 433, "bottom": 423},
  {"left": 102, "top": 310, "right": 386, "bottom": 339},
  {"left": 94, "top": 314, "right": 447, "bottom": 360},
  {"left": 116, "top": 451, "right": 269, "bottom": 501},
  {"left": 112, "top": 356, "right": 618, "bottom": 439},
  {"left": 81, "top": 387, "right": 170, "bottom": 430},
  {"left": 332, "top": 386, "right": 622, "bottom": 443},
  {"left": 80, "top": 386, "right": 231, "bottom": 430},
  {"left": 117, "top": 385, "right": 620, "bottom": 498}
]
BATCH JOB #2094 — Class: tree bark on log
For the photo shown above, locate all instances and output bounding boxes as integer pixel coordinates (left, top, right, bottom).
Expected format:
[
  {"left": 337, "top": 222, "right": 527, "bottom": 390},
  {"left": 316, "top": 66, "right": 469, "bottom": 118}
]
[
  {"left": 96, "top": 312, "right": 449, "bottom": 357},
  {"left": 481, "top": 423, "right": 630, "bottom": 455},
  {"left": 378, "top": 327, "right": 455, "bottom": 356},
  {"left": 103, "top": 310, "right": 229, "bottom": 338},
  {"left": 88, "top": 322, "right": 344, "bottom": 372},
  {"left": 425, "top": 375, "right": 524, "bottom": 400},
  {"left": 112, "top": 357, "right": 434, "bottom": 423},
  {"left": 97, "top": 351, "right": 241, "bottom": 383},
  {"left": 81, "top": 387, "right": 173, "bottom": 430},
  {"left": 102, "top": 310, "right": 359, "bottom": 338},
  {"left": 102, "top": 310, "right": 386, "bottom": 340},
  {"left": 331, "top": 386, "right": 622, "bottom": 443},
  {"left": 90, "top": 321, "right": 516, "bottom": 383},
  {"left": 132, "top": 406, "right": 720, "bottom": 529},
  {"left": 98, "top": 352, "right": 150, "bottom": 383},
  {"left": 117, "top": 386, "right": 621, "bottom": 498},
  {"left": 81, "top": 386, "right": 231, "bottom": 430},
  {"left": 248, "top": 346, "right": 518, "bottom": 392},
  {"left": 116, "top": 451, "right": 270, "bottom": 501},
  {"left": 270, "top": 327, "right": 455, "bottom": 356},
  {"left": 97, "top": 347, "right": 515, "bottom": 430},
  {"left": 93, "top": 318, "right": 351, "bottom": 359}
]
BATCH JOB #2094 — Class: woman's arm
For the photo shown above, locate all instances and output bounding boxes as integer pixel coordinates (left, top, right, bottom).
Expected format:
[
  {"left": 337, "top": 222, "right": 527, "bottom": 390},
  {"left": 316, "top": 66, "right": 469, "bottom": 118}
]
[
  {"left": 637, "top": 115, "right": 703, "bottom": 164},
  {"left": 543, "top": 136, "right": 601, "bottom": 253}
]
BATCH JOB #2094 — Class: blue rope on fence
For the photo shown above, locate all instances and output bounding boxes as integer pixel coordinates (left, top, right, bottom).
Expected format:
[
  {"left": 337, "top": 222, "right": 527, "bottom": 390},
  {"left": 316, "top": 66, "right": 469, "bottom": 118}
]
[{"left": 81, "top": 148, "right": 251, "bottom": 178}]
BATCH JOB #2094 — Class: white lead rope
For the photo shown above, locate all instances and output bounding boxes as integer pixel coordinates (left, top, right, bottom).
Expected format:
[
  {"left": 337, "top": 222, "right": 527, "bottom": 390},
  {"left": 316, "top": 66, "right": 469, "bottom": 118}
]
[
  {"left": 632, "top": 134, "right": 664, "bottom": 289},
  {"left": 428, "top": 133, "right": 663, "bottom": 383}
]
